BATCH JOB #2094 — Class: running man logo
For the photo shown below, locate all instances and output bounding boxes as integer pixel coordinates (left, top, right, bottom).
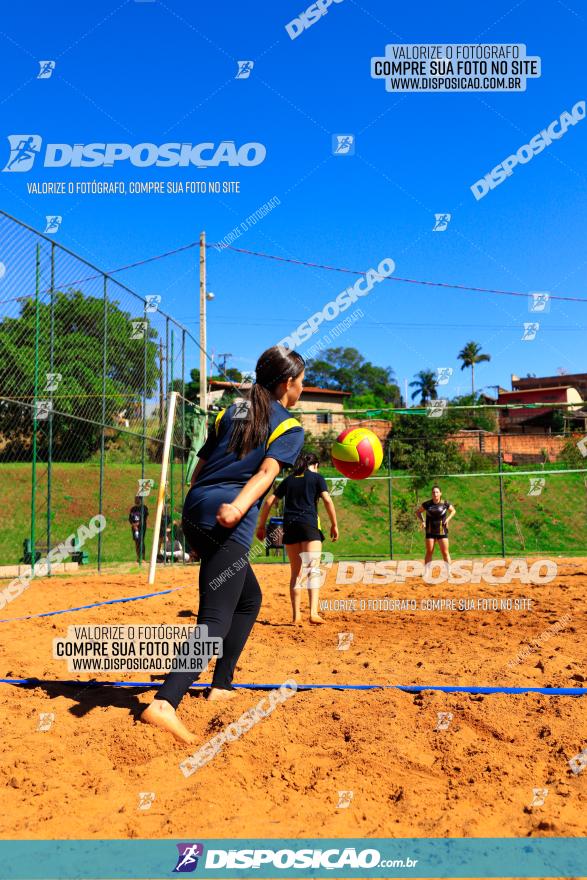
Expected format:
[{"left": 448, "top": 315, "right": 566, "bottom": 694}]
[
  {"left": 337, "top": 632, "right": 354, "bottom": 651},
  {"left": 37, "top": 712, "right": 55, "bottom": 732},
  {"left": 332, "top": 134, "right": 355, "bottom": 155},
  {"left": 45, "top": 372, "right": 62, "bottom": 393},
  {"left": 329, "top": 477, "right": 348, "bottom": 496},
  {"left": 427, "top": 398, "right": 448, "bottom": 418},
  {"left": 433, "top": 213, "right": 451, "bottom": 231},
  {"left": 297, "top": 551, "right": 334, "bottom": 588},
  {"left": 137, "top": 479, "right": 154, "bottom": 497},
  {"left": 569, "top": 748, "right": 587, "bottom": 775},
  {"left": 529, "top": 291, "right": 550, "bottom": 313},
  {"left": 529, "top": 787, "right": 548, "bottom": 807},
  {"left": 577, "top": 436, "right": 587, "bottom": 458},
  {"left": 35, "top": 400, "right": 52, "bottom": 420},
  {"left": 45, "top": 215, "right": 62, "bottom": 234},
  {"left": 337, "top": 790, "right": 354, "bottom": 808},
  {"left": 522, "top": 322, "right": 539, "bottom": 341},
  {"left": 131, "top": 320, "right": 148, "bottom": 339},
  {"left": 173, "top": 843, "right": 204, "bottom": 873},
  {"left": 37, "top": 60, "right": 56, "bottom": 79},
  {"left": 436, "top": 367, "right": 453, "bottom": 386},
  {"left": 145, "top": 294, "right": 161, "bottom": 313},
  {"left": 3, "top": 135, "right": 42, "bottom": 172},
  {"left": 233, "top": 399, "right": 251, "bottom": 420},
  {"left": 137, "top": 791, "right": 156, "bottom": 810},
  {"left": 528, "top": 477, "right": 545, "bottom": 497},
  {"left": 0, "top": 261, "right": 6, "bottom": 280},
  {"left": 236, "top": 61, "right": 254, "bottom": 79},
  {"left": 435, "top": 711, "right": 453, "bottom": 731}
]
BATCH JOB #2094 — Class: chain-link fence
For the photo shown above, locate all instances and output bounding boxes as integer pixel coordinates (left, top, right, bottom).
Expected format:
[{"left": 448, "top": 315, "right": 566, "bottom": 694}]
[{"left": 0, "top": 210, "right": 204, "bottom": 570}]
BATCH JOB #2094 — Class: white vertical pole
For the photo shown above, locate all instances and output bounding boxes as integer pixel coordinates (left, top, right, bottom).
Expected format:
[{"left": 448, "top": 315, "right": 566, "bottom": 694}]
[
  {"left": 148, "top": 390, "right": 178, "bottom": 585},
  {"left": 199, "top": 232, "right": 207, "bottom": 413}
]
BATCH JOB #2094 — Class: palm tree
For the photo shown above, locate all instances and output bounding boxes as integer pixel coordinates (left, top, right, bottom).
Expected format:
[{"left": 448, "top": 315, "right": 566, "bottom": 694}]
[
  {"left": 458, "top": 341, "right": 491, "bottom": 396},
  {"left": 409, "top": 369, "right": 438, "bottom": 405}
]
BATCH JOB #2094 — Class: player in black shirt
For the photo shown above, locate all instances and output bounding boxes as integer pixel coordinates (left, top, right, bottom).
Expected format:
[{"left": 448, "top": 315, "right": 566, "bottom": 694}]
[
  {"left": 257, "top": 451, "right": 339, "bottom": 624},
  {"left": 416, "top": 485, "right": 456, "bottom": 577},
  {"left": 128, "top": 495, "right": 149, "bottom": 562}
]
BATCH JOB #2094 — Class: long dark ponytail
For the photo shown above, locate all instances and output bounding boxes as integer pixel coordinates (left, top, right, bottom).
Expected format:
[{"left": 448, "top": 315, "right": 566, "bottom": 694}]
[
  {"left": 293, "top": 450, "right": 319, "bottom": 476},
  {"left": 227, "top": 345, "right": 305, "bottom": 459}
]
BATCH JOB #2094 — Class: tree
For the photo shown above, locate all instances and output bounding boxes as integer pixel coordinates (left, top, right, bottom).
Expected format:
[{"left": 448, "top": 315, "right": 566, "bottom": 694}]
[
  {"left": 409, "top": 369, "right": 438, "bottom": 405},
  {"left": 304, "top": 347, "right": 400, "bottom": 407},
  {"left": 458, "top": 341, "right": 491, "bottom": 396},
  {"left": 0, "top": 289, "right": 159, "bottom": 461}
]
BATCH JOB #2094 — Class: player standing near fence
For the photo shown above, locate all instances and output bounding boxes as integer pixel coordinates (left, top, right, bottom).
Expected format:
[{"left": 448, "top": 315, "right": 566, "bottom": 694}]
[
  {"left": 257, "top": 451, "right": 339, "bottom": 624},
  {"left": 416, "top": 485, "right": 456, "bottom": 579},
  {"left": 140, "top": 346, "right": 305, "bottom": 743}
]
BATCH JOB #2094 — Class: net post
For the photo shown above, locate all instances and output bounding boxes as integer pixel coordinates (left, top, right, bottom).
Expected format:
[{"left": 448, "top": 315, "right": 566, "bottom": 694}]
[
  {"left": 148, "top": 391, "right": 178, "bottom": 585},
  {"left": 498, "top": 431, "right": 506, "bottom": 558},
  {"left": 30, "top": 243, "right": 41, "bottom": 575},
  {"left": 47, "top": 242, "right": 55, "bottom": 575},
  {"left": 387, "top": 442, "right": 393, "bottom": 559},
  {"left": 98, "top": 274, "right": 108, "bottom": 572}
]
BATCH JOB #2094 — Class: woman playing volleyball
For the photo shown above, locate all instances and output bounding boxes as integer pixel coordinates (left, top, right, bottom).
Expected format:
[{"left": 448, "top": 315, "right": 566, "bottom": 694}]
[
  {"left": 141, "top": 346, "right": 305, "bottom": 743},
  {"left": 256, "top": 451, "right": 339, "bottom": 624},
  {"left": 416, "top": 485, "right": 456, "bottom": 578}
]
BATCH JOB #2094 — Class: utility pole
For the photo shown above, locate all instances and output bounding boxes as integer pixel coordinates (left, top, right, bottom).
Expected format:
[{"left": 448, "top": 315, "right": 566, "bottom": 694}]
[
  {"left": 159, "top": 340, "right": 164, "bottom": 426},
  {"left": 217, "top": 352, "right": 232, "bottom": 375},
  {"left": 199, "top": 232, "right": 207, "bottom": 412}
]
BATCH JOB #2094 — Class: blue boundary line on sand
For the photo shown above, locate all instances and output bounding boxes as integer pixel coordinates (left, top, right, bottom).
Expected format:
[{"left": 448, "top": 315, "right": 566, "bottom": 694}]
[
  {"left": 0, "top": 679, "right": 584, "bottom": 695},
  {"left": 0, "top": 586, "right": 186, "bottom": 623}
]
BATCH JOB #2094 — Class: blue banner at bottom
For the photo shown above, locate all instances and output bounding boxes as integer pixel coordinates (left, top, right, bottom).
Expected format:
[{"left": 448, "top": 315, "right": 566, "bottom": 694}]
[{"left": 0, "top": 838, "right": 585, "bottom": 879}]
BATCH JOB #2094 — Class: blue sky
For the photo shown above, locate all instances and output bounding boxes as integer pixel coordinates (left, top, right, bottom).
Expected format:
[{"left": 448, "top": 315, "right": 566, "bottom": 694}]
[{"left": 0, "top": 0, "right": 586, "bottom": 399}]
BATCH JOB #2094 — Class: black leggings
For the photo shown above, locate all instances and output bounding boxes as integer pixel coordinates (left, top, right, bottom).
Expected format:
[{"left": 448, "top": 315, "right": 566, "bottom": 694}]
[{"left": 155, "top": 524, "right": 261, "bottom": 710}]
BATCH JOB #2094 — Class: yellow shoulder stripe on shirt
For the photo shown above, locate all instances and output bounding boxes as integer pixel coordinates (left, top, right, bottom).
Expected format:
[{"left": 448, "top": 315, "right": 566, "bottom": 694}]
[
  {"left": 214, "top": 409, "right": 226, "bottom": 432},
  {"left": 266, "top": 417, "right": 302, "bottom": 450}
]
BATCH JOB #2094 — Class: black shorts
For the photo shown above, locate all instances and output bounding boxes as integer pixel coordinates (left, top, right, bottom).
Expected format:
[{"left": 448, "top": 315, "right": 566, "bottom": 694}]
[
  {"left": 426, "top": 530, "right": 448, "bottom": 541},
  {"left": 283, "top": 522, "right": 324, "bottom": 544}
]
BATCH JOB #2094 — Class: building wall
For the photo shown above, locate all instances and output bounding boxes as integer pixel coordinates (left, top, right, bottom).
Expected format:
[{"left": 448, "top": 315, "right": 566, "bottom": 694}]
[{"left": 450, "top": 431, "right": 577, "bottom": 463}]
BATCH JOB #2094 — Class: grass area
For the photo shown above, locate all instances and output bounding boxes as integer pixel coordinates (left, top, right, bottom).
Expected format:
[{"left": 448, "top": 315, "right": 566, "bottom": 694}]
[{"left": 1, "top": 462, "right": 586, "bottom": 568}]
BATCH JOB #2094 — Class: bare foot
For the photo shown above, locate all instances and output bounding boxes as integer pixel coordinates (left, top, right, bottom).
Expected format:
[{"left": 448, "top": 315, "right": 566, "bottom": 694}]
[
  {"left": 310, "top": 615, "right": 325, "bottom": 624},
  {"left": 140, "top": 699, "right": 196, "bottom": 744},
  {"left": 292, "top": 615, "right": 303, "bottom": 626},
  {"left": 207, "top": 687, "right": 236, "bottom": 701}
]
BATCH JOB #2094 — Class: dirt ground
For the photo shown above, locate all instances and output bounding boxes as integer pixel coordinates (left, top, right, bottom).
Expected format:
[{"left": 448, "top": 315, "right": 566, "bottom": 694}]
[{"left": 0, "top": 558, "right": 586, "bottom": 846}]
